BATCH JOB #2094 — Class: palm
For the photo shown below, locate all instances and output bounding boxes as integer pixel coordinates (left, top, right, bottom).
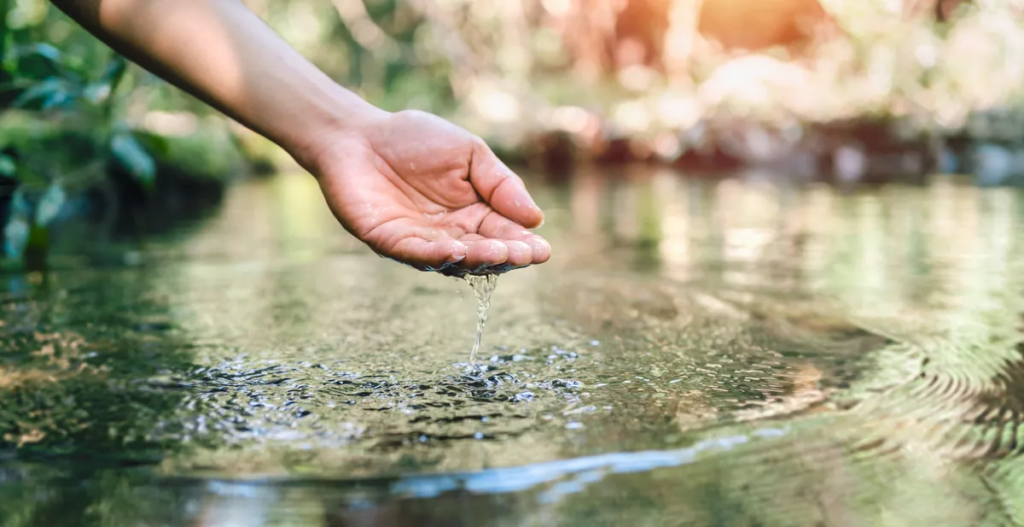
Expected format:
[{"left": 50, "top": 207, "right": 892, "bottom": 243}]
[{"left": 312, "top": 111, "right": 550, "bottom": 274}]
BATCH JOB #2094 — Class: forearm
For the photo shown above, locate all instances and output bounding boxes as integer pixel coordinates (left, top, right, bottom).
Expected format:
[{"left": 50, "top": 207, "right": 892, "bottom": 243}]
[{"left": 50, "top": 0, "right": 381, "bottom": 156}]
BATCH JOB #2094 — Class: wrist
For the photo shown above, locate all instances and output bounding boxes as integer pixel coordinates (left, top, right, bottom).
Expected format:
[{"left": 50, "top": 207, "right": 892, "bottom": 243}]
[{"left": 281, "top": 83, "right": 388, "bottom": 174}]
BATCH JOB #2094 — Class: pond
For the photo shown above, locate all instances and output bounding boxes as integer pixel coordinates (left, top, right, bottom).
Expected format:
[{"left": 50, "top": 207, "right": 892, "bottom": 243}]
[{"left": 2, "top": 166, "right": 1024, "bottom": 526}]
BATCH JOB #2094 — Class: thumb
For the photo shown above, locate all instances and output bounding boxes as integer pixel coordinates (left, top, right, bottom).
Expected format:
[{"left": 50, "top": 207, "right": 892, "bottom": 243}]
[{"left": 468, "top": 140, "right": 544, "bottom": 228}]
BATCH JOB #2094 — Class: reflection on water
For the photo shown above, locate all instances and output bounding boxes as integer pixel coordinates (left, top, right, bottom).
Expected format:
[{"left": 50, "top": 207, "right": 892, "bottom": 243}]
[{"left": 3, "top": 168, "right": 1024, "bottom": 525}]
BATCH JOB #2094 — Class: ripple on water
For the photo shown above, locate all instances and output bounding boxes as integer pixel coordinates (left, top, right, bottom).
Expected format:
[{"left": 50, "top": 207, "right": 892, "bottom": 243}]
[
  {"left": 162, "top": 350, "right": 589, "bottom": 458},
  {"left": 10, "top": 175, "right": 1024, "bottom": 525}
]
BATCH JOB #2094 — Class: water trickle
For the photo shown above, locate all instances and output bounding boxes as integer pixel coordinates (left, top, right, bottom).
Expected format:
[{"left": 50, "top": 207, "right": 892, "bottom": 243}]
[{"left": 465, "top": 274, "right": 499, "bottom": 365}]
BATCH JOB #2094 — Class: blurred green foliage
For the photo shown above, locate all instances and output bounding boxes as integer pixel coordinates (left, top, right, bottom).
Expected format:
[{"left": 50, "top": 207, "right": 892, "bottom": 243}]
[
  {"left": 1, "top": 0, "right": 156, "bottom": 265},
  {"left": 0, "top": 0, "right": 248, "bottom": 268}
]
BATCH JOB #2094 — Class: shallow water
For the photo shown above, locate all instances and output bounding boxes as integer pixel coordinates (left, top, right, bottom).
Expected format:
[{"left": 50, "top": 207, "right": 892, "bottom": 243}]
[{"left": 3, "top": 167, "right": 1024, "bottom": 525}]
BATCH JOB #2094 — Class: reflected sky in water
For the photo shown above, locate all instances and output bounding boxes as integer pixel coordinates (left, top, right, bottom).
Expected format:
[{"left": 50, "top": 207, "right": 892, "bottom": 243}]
[{"left": 3, "top": 168, "right": 1024, "bottom": 526}]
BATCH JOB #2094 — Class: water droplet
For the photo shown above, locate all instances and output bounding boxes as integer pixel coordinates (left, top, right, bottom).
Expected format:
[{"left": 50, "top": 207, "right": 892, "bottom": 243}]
[{"left": 513, "top": 391, "right": 535, "bottom": 402}]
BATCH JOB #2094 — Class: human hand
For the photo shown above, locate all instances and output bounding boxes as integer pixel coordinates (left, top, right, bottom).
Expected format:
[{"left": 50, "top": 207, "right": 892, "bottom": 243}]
[
  {"left": 296, "top": 109, "right": 551, "bottom": 275},
  {"left": 50, "top": 0, "right": 547, "bottom": 276}
]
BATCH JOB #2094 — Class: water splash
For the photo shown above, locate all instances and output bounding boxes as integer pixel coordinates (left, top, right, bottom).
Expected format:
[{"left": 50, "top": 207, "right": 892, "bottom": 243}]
[{"left": 465, "top": 274, "right": 499, "bottom": 365}]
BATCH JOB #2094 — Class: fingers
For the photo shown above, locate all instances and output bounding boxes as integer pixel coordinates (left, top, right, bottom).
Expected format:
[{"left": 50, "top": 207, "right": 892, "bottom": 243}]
[
  {"left": 368, "top": 212, "right": 549, "bottom": 275},
  {"left": 458, "top": 236, "right": 534, "bottom": 270},
  {"left": 478, "top": 214, "right": 552, "bottom": 265},
  {"left": 521, "top": 234, "right": 551, "bottom": 264},
  {"left": 504, "top": 240, "right": 536, "bottom": 267},
  {"left": 381, "top": 234, "right": 530, "bottom": 274},
  {"left": 468, "top": 141, "right": 545, "bottom": 229},
  {"left": 462, "top": 238, "right": 509, "bottom": 269},
  {"left": 386, "top": 237, "right": 467, "bottom": 271}
]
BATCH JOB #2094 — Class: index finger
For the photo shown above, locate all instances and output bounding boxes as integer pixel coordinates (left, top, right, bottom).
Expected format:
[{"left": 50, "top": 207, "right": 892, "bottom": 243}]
[{"left": 468, "top": 140, "right": 545, "bottom": 229}]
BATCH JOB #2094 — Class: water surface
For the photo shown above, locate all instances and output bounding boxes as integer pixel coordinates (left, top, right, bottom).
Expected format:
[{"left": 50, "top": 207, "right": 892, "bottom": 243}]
[{"left": 3, "top": 167, "right": 1024, "bottom": 526}]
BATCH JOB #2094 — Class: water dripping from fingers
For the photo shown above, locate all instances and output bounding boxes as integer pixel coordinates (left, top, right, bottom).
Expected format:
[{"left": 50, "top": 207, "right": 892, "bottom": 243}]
[{"left": 464, "top": 274, "right": 499, "bottom": 372}]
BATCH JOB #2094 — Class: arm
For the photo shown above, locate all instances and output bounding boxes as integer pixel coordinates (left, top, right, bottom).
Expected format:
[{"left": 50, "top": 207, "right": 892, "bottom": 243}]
[
  {"left": 51, "top": 0, "right": 550, "bottom": 274},
  {"left": 51, "top": 0, "right": 372, "bottom": 157}
]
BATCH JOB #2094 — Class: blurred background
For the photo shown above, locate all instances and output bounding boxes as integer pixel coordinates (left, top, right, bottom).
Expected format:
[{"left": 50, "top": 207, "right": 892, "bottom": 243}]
[
  {"left": 6, "top": 6, "right": 1024, "bottom": 521},
  {"left": 2, "top": 0, "right": 1024, "bottom": 268}
]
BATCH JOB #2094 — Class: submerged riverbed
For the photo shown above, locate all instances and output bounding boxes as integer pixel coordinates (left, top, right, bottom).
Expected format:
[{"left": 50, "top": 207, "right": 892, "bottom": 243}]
[{"left": 2, "top": 167, "right": 1024, "bottom": 526}]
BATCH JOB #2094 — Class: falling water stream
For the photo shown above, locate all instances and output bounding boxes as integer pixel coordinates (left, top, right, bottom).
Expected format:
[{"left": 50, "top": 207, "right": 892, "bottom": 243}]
[{"left": 464, "top": 274, "right": 499, "bottom": 365}]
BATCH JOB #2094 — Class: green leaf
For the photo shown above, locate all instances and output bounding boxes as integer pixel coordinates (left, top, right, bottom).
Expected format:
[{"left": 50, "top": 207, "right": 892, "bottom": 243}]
[
  {"left": 34, "top": 183, "right": 65, "bottom": 227},
  {"left": 1, "top": 33, "right": 17, "bottom": 77},
  {"left": 133, "top": 131, "right": 171, "bottom": 157},
  {"left": 25, "top": 223, "right": 49, "bottom": 262},
  {"left": 82, "top": 82, "right": 112, "bottom": 104},
  {"left": 41, "top": 88, "right": 71, "bottom": 110},
  {"left": 110, "top": 133, "right": 156, "bottom": 186},
  {"left": 12, "top": 78, "right": 70, "bottom": 109},
  {"left": 101, "top": 55, "right": 128, "bottom": 94},
  {"left": 4, "top": 215, "right": 29, "bottom": 259},
  {"left": 0, "top": 154, "right": 15, "bottom": 177},
  {"left": 7, "top": 43, "right": 65, "bottom": 81},
  {"left": 83, "top": 56, "right": 128, "bottom": 105},
  {"left": 14, "top": 43, "right": 62, "bottom": 63},
  {"left": 0, "top": 1, "right": 10, "bottom": 70},
  {"left": 11, "top": 188, "right": 30, "bottom": 215}
]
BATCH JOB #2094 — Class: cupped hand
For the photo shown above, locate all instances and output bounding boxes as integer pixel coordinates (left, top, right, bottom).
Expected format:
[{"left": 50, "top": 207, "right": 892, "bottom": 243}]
[{"left": 297, "top": 110, "right": 551, "bottom": 275}]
